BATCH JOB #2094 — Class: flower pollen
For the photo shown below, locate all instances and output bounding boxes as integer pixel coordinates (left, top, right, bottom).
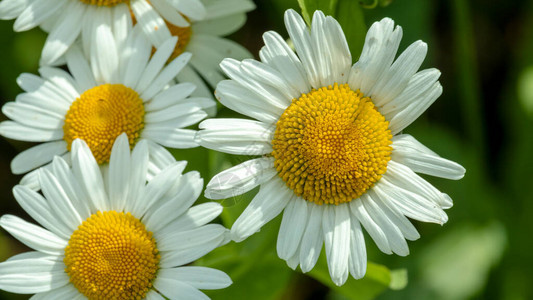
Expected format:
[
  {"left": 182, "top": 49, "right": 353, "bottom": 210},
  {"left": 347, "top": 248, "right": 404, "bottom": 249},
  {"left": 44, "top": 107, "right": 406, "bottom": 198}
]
[
  {"left": 272, "top": 83, "right": 392, "bottom": 205},
  {"left": 63, "top": 84, "right": 145, "bottom": 164},
  {"left": 64, "top": 211, "right": 160, "bottom": 300}
]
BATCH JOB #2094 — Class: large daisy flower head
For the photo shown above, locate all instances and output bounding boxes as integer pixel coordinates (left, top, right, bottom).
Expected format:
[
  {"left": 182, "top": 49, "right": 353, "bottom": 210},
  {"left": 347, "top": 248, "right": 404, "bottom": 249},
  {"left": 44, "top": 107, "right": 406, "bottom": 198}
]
[
  {"left": 198, "top": 9, "right": 466, "bottom": 285},
  {"left": 0, "top": 0, "right": 206, "bottom": 66},
  {"left": 0, "top": 25, "right": 214, "bottom": 184},
  {"left": 0, "top": 134, "right": 231, "bottom": 299}
]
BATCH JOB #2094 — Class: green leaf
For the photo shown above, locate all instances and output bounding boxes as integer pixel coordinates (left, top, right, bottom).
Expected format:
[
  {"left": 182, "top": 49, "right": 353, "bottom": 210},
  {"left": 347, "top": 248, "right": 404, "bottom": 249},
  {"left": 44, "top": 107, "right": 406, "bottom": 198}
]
[
  {"left": 308, "top": 253, "right": 403, "bottom": 300},
  {"left": 297, "top": 0, "right": 367, "bottom": 62},
  {"left": 297, "top": 0, "right": 339, "bottom": 25},
  {"left": 335, "top": 0, "right": 367, "bottom": 60},
  {"left": 418, "top": 222, "right": 507, "bottom": 300},
  {"left": 198, "top": 217, "right": 294, "bottom": 300}
]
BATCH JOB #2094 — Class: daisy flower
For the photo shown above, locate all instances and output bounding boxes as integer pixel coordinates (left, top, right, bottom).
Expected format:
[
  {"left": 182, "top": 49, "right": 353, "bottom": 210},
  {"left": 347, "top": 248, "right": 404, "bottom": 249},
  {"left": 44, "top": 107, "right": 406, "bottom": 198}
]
[
  {"left": 0, "top": 0, "right": 206, "bottom": 66},
  {"left": 197, "top": 9, "right": 466, "bottom": 285},
  {"left": 0, "top": 134, "right": 230, "bottom": 299},
  {"left": 0, "top": 25, "right": 214, "bottom": 184},
  {"left": 161, "top": 0, "right": 256, "bottom": 99}
]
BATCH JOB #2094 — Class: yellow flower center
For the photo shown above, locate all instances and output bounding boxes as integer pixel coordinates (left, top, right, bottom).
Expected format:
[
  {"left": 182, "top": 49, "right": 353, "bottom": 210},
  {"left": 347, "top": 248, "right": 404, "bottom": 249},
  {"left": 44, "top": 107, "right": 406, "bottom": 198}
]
[
  {"left": 272, "top": 83, "right": 392, "bottom": 205},
  {"left": 165, "top": 20, "right": 193, "bottom": 61},
  {"left": 63, "top": 84, "right": 145, "bottom": 164},
  {"left": 64, "top": 211, "right": 160, "bottom": 300},
  {"left": 79, "top": 0, "right": 129, "bottom": 7}
]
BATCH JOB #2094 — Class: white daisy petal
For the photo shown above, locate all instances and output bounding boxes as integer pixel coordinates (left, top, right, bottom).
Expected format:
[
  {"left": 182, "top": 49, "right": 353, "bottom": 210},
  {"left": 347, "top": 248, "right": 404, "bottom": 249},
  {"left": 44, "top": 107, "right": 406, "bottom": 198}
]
[
  {"left": 65, "top": 45, "right": 97, "bottom": 92},
  {"left": 231, "top": 177, "right": 292, "bottom": 242},
  {"left": 154, "top": 277, "right": 209, "bottom": 300},
  {"left": 130, "top": 161, "right": 184, "bottom": 217},
  {"left": 50, "top": 156, "right": 91, "bottom": 220},
  {"left": 369, "top": 189, "right": 420, "bottom": 241},
  {"left": 140, "top": 52, "right": 192, "bottom": 100},
  {"left": 30, "top": 284, "right": 81, "bottom": 300},
  {"left": 90, "top": 17, "right": 119, "bottom": 84},
  {"left": 277, "top": 197, "right": 308, "bottom": 260},
  {"left": 327, "top": 204, "right": 351, "bottom": 286},
  {"left": 299, "top": 203, "right": 324, "bottom": 273},
  {"left": 121, "top": 28, "right": 151, "bottom": 88},
  {"left": 157, "top": 267, "right": 232, "bottom": 290},
  {"left": 240, "top": 59, "right": 300, "bottom": 100},
  {"left": 39, "top": 169, "right": 83, "bottom": 232},
  {"left": 202, "top": 0, "right": 255, "bottom": 21},
  {"left": 112, "top": 4, "right": 132, "bottom": 53},
  {"left": 142, "top": 126, "right": 198, "bottom": 148},
  {"left": 175, "top": 64, "right": 213, "bottom": 103},
  {"left": 130, "top": 0, "right": 172, "bottom": 47},
  {"left": 40, "top": 1, "right": 85, "bottom": 66},
  {"left": 0, "top": 0, "right": 28, "bottom": 20},
  {"left": 145, "top": 290, "right": 166, "bottom": 300},
  {"left": 197, "top": 118, "right": 274, "bottom": 155},
  {"left": 375, "top": 178, "right": 448, "bottom": 224},
  {"left": 0, "top": 257, "right": 68, "bottom": 294},
  {"left": 193, "top": 34, "right": 252, "bottom": 61},
  {"left": 2, "top": 102, "right": 64, "bottom": 130},
  {"left": 370, "top": 41, "right": 428, "bottom": 107},
  {"left": 108, "top": 133, "right": 131, "bottom": 212},
  {"left": 0, "top": 121, "right": 63, "bottom": 142},
  {"left": 215, "top": 80, "right": 283, "bottom": 123},
  {"left": 388, "top": 82, "right": 443, "bottom": 134},
  {"left": 220, "top": 58, "right": 291, "bottom": 110},
  {"left": 0, "top": 215, "right": 67, "bottom": 255},
  {"left": 349, "top": 18, "right": 402, "bottom": 94},
  {"left": 159, "top": 232, "right": 225, "bottom": 267},
  {"left": 144, "top": 171, "right": 203, "bottom": 232},
  {"left": 168, "top": 0, "right": 206, "bottom": 21},
  {"left": 14, "top": 0, "right": 66, "bottom": 32},
  {"left": 261, "top": 31, "right": 310, "bottom": 94},
  {"left": 385, "top": 160, "right": 454, "bottom": 209},
  {"left": 361, "top": 193, "right": 409, "bottom": 256},
  {"left": 10, "top": 141, "right": 67, "bottom": 174},
  {"left": 135, "top": 36, "right": 177, "bottom": 93},
  {"left": 71, "top": 139, "right": 109, "bottom": 211},
  {"left": 38, "top": 67, "right": 80, "bottom": 101},
  {"left": 151, "top": 0, "right": 189, "bottom": 27},
  {"left": 349, "top": 199, "right": 392, "bottom": 254},
  {"left": 348, "top": 214, "right": 367, "bottom": 279},
  {"left": 144, "top": 82, "right": 196, "bottom": 111},
  {"left": 157, "top": 224, "right": 226, "bottom": 252},
  {"left": 12, "top": 185, "right": 72, "bottom": 239},
  {"left": 205, "top": 157, "right": 276, "bottom": 200},
  {"left": 380, "top": 68, "right": 441, "bottom": 117},
  {"left": 284, "top": 9, "right": 320, "bottom": 88},
  {"left": 158, "top": 202, "right": 223, "bottom": 234},
  {"left": 392, "top": 134, "right": 466, "bottom": 179}
]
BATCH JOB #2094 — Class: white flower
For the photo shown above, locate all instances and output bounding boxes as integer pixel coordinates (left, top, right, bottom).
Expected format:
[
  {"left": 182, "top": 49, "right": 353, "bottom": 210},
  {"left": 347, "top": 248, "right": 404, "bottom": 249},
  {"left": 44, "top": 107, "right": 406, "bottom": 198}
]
[
  {"left": 0, "top": 0, "right": 207, "bottom": 66},
  {"left": 0, "top": 25, "right": 214, "bottom": 182},
  {"left": 0, "top": 134, "right": 231, "bottom": 299},
  {"left": 197, "top": 9, "right": 466, "bottom": 286},
  {"left": 165, "top": 0, "right": 256, "bottom": 99}
]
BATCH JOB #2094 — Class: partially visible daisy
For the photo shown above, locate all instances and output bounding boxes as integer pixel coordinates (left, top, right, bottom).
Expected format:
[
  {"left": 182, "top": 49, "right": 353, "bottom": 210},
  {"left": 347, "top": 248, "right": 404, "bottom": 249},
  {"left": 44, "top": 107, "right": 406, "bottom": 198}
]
[
  {"left": 0, "top": 0, "right": 206, "bottom": 66},
  {"left": 197, "top": 10, "right": 465, "bottom": 285},
  {"left": 0, "top": 25, "right": 214, "bottom": 183},
  {"left": 0, "top": 134, "right": 230, "bottom": 299},
  {"left": 164, "top": 0, "right": 256, "bottom": 98}
]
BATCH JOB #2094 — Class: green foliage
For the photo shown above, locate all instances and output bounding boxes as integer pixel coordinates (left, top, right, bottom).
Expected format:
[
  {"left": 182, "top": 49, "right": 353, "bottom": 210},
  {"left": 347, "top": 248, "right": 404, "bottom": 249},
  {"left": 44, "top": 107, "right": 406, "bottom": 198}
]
[
  {"left": 297, "top": 0, "right": 367, "bottom": 60},
  {"left": 309, "top": 255, "right": 407, "bottom": 300}
]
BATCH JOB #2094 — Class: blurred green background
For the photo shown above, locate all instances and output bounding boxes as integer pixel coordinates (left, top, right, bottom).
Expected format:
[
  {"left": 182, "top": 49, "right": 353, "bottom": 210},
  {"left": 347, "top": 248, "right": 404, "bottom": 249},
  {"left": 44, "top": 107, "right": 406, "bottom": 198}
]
[{"left": 1, "top": 0, "right": 533, "bottom": 299}]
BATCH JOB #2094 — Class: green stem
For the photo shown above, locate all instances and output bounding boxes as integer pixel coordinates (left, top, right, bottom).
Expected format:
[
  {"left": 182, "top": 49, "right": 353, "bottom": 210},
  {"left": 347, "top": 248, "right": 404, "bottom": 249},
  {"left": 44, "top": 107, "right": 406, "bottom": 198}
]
[{"left": 452, "top": 0, "right": 486, "bottom": 165}]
